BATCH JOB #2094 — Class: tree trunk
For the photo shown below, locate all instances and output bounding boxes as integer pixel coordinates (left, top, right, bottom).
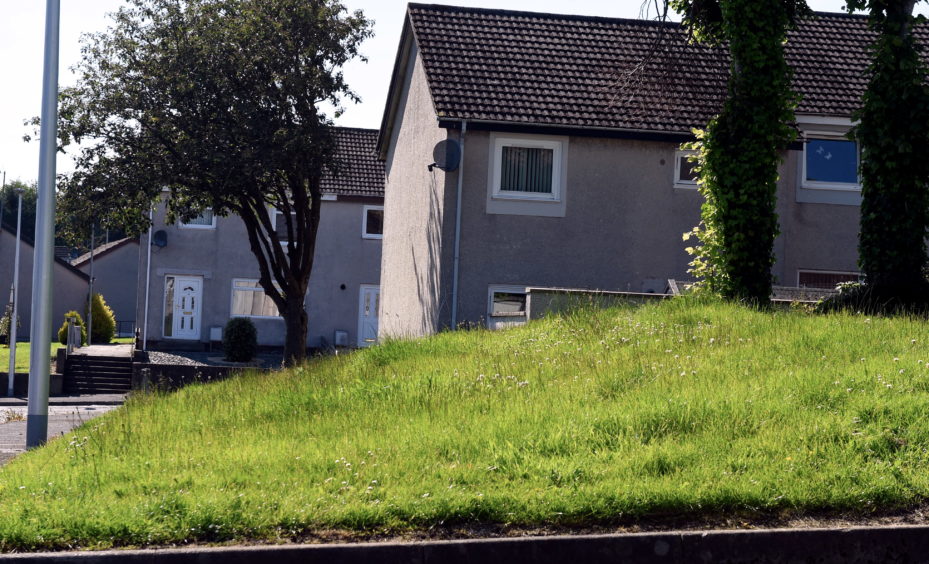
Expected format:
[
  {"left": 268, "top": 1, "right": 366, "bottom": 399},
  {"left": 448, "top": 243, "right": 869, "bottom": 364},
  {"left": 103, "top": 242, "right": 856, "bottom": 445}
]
[{"left": 282, "top": 296, "right": 308, "bottom": 366}]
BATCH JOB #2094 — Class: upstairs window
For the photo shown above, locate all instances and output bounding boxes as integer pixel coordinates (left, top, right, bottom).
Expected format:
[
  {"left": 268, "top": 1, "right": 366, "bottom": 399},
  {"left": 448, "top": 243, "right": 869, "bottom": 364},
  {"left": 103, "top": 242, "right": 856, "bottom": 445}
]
[
  {"left": 363, "top": 205, "right": 384, "bottom": 239},
  {"left": 272, "top": 209, "right": 296, "bottom": 241},
  {"left": 804, "top": 137, "right": 860, "bottom": 190},
  {"left": 492, "top": 137, "right": 562, "bottom": 200},
  {"left": 179, "top": 208, "right": 216, "bottom": 229},
  {"left": 674, "top": 150, "right": 698, "bottom": 188}
]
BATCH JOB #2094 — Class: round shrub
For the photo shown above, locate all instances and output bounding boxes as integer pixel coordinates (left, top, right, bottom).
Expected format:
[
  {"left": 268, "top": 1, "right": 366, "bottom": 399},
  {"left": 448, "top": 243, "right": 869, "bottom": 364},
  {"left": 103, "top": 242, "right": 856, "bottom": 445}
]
[
  {"left": 57, "top": 311, "right": 87, "bottom": 346},
  {"left": 223, "top": 317, "right": 257, "bottom": 362},
  {"left": 85, "top": 293, "right": 117, "bottom": 344}
]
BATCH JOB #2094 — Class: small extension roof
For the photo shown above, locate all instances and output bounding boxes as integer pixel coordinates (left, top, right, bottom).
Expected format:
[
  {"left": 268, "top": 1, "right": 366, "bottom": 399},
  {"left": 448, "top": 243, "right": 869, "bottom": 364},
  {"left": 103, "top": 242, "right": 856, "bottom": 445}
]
[
  {"left": 380, "top": 3, "right": 913, "bottom": 152},
  {"left": 71, "top": 237, "right": 138, "bottom": 268},
  {"left": 323, "top": 127, "right": 385, "bottom": 198}
]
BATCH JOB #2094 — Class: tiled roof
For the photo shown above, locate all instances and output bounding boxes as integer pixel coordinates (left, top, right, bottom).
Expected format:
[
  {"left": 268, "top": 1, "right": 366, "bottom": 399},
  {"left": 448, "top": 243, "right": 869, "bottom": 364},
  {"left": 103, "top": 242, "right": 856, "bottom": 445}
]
[
  {"left": 71, "top": 237, "right": 138, "bottom": 267},
  {"left": 406, "top": 4, "right": 921, "bottom": 133},
  {"left": 324, "top": 127, "right": 385, "bottom": 198}
]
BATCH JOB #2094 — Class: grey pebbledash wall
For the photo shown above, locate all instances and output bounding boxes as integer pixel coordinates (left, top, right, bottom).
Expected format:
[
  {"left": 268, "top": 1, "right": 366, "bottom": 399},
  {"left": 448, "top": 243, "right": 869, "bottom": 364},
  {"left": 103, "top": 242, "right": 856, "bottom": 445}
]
[
  {"left": 378, "top": 45, "right": 457, "bottom": 339},
  {"left": 380, "top": 125, "right": 861, "bottom": 338},
  {"left": 0, "top": 227, "right": 89, "bottom": 341}
]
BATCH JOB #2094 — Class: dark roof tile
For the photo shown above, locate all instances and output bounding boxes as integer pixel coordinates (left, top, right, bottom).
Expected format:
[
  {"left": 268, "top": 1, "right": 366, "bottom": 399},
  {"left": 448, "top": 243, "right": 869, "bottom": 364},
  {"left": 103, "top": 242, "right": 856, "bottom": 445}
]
[
  {"left": 323, "top": 127, "right": 385, "bottom": 198},
  {"left": 407, "top": 4, "right": 917, "bottom": 132}
]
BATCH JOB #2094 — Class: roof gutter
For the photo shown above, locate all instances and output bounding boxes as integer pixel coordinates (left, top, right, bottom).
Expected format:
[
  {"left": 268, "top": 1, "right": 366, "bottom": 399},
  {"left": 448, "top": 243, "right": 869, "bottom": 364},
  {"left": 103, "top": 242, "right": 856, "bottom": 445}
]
[
  {"left": 436, "top": 117, "right": 696, "bottom": 142},
  {"left": 450, "top": 120, "right": 467, "bottom": 330}
]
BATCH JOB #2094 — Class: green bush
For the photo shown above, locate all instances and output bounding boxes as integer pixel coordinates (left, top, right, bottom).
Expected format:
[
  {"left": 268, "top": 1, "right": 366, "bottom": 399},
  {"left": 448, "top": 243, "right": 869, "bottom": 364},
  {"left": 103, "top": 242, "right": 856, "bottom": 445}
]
[
  {"left": 223, "top": 317, "right": 257, "bottom": 362},
  {"left": 57, "top": 311, "right": 87, "bottom": 346},
  {"left": 85, "top": 293, "right": 117, "bottom": 344},
  {"left": 0, "top": 302, "right": 18, "bottom": 345}
]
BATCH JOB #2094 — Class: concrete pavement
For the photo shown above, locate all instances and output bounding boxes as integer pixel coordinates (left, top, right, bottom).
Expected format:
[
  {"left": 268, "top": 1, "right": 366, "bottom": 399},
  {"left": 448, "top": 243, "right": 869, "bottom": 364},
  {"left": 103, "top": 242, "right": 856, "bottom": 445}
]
[{"left": 0, "top": 398, "right": 124, "bottom": 465}]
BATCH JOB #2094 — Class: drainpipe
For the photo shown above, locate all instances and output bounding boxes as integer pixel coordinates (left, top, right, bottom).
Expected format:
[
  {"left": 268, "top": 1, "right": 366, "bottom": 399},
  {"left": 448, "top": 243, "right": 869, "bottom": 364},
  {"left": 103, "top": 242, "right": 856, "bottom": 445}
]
[
  {"left": 450, "top": 120, "right": 467, "bottom": 329},
  {"left": 142, "top": 207, "right": 153, "bottom": 351}
]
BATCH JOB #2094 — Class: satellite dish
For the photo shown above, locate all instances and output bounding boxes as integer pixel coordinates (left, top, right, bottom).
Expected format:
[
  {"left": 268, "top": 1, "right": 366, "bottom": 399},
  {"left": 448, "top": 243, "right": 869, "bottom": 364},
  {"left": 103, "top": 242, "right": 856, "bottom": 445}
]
[
  {"left": 152, "top": 230, "right": 168, "bottom": 248},
  {"left": 429, "top": 140, "right": 461, "bottom": 172}
]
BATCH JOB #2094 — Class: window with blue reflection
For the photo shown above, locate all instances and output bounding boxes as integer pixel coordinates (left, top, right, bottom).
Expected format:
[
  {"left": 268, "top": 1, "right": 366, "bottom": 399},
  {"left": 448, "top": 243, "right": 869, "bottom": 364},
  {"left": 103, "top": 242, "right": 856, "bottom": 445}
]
[{"left": 805, "top": 139, "right": 859, "bottom": 185}]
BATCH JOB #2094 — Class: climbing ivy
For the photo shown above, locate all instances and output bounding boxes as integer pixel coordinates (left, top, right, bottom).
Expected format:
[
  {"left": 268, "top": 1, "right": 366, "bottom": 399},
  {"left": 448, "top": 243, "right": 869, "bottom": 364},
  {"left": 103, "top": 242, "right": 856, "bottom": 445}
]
[
  {"left": 674, "top": 0, "right": 810, "bottom": 305},
  {"left": 848, "top": 0, "right": 929, "bottom": 305}
]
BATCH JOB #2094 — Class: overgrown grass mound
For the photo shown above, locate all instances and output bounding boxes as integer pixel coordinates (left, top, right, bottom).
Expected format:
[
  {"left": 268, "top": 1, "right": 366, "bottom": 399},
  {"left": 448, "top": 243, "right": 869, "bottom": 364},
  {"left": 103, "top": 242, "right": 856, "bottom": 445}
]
[{"left": 3, "top": 299, "right": 929, "bottom": 550}]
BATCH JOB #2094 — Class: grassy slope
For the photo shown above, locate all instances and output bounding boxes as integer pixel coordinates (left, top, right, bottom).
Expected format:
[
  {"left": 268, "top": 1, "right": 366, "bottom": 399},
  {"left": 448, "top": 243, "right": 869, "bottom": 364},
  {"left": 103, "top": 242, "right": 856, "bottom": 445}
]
[{"left": 2, "top": 299, "right": 929, "bottom": 549}]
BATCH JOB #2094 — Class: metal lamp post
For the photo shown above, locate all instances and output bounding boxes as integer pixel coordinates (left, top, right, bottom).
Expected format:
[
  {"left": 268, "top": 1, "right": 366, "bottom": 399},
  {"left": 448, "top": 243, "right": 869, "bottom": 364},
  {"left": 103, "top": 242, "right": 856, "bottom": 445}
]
[
  {"left": 27, "top": 0, "right": 60, "bottom": 448},
  {"left": 7, "top": 186, "right": 24, "bottom": 397}
]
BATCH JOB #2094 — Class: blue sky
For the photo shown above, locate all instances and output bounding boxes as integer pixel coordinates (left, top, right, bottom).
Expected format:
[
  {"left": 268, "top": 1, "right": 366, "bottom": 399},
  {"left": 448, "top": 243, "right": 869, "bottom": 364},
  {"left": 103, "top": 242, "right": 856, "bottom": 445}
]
[{"left": 0, "top": 0, "right": 909, "bottom": 184}]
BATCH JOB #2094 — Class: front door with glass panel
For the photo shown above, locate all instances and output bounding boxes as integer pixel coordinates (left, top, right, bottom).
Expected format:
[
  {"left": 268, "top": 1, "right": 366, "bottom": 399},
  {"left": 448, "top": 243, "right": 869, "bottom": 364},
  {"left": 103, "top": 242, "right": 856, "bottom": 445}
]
[
  {"left": 164, "top": 275, "right": 203, "bottom": 340},
  {"left": 358, "top": 285, "right": 380, "bottom": 347}
]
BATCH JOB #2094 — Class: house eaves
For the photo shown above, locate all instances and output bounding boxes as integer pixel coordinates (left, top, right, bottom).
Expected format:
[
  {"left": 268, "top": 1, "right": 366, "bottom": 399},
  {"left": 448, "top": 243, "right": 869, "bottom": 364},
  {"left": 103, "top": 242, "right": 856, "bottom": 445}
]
[{"left": 0, "top": 222, "right": 90, "bottom": 282}]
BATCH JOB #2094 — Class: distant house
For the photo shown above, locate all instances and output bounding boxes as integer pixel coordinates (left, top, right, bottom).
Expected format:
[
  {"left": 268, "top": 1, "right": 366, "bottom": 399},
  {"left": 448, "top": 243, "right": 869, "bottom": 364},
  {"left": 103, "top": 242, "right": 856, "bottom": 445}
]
[
  {"left": 0, "top": 222, "right": 89, "bottom": 340},
  {"left": 136, "top": 127, "right": 385, "bottom": 350},
  {"left": 72, "top": 237, "right": 140, "bottom": 336},
  {"left": 377, "top": 4, "right": 875, "bottom": 338}
]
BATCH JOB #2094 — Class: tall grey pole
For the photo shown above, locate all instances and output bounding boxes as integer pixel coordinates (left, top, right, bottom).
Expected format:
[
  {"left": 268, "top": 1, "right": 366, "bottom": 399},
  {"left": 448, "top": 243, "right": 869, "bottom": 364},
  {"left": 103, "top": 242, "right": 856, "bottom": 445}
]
[
  {"left": 87, "top": 223, "right": 95, "bottom": 345},
  {"left": 8, "top": 187, "right": 24, "bottom": 397},
  {"left": 142, "top": 208, "right": 153, "bottom": 351},
  {"left": 27, "top": 0, "right": 60, "bottom": 448}
]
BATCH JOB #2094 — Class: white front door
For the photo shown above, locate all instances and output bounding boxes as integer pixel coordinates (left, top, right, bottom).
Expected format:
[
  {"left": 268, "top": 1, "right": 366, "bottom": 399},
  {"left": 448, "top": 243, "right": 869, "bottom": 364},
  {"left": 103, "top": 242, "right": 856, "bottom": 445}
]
[
  {"left": 358, "top": 285, "right": 380, "bottom": 347},
  {"left": 169, "top": 276, "right": 203, "bottom": 340}
]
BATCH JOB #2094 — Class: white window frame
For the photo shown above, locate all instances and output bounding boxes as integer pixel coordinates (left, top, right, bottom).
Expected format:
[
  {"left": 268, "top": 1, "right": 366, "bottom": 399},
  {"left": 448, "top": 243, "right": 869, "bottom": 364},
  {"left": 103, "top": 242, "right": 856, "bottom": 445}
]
[
  {"left": 802, "top": 131, "right": 861, "bottom": 192},
  {"left": 491, "top": 137, "right": 563, "bottom": 201},
  {"left": 674, "top": 149, "right": 699, "bottom": 189},
  {"left": 230, "top": 278, "right": 283, "bottom": 319},
  {"left": 487, "top": 285, "right": 528, "bottom": 318},
  {"left": 487, "top": 285, "right": 529, "bottom": 330},
  {"left": 271, "top": 209, "right": 288, "bottom": 239},
  {"left": 362, "top": 205, "right": 384, "bottom": 240},
  {"left": 179, "top": 208, "right": 217, "bottom": 229}
]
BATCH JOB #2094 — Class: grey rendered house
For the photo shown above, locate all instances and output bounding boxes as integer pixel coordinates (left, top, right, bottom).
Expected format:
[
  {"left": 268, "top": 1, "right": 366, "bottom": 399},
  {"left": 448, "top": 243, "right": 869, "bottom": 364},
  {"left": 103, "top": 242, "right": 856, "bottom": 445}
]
[
  {"left": 72, "top": 237, "right": 140, "bottom": 336},
  {"left": 136, "top": 127, "right": 385, "bottom": 350},
  {"left": 0, "top": 222, "right": 89, "bottom": 341},
  {"left": 377, "top": 4, "right": 875, "bottom": 338}
]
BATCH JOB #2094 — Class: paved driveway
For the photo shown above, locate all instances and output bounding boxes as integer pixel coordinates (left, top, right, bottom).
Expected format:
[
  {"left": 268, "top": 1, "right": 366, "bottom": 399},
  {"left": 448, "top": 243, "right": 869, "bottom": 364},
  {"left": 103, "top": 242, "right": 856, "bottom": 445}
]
[{"left": 0, "top": 405, "right": 118, "bottom": 465}]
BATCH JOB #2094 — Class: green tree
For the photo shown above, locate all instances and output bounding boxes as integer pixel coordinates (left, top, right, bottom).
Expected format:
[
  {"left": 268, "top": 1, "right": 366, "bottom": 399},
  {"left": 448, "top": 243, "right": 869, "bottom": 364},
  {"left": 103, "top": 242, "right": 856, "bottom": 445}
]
[
  {"left": 0, "top": 180, "right": 37, "bottom": 238},
  {"left": 86, "top": 293, "right": 117, "bottom": 344},
  {"left": 674, "top": 0, "right": 810, "bottom": 305},
  {"left": 845, "top": 0, "right": 929, "bottom": 307},
  {"left": 56, "top": 0, "right": 372, "bottom": 364}
]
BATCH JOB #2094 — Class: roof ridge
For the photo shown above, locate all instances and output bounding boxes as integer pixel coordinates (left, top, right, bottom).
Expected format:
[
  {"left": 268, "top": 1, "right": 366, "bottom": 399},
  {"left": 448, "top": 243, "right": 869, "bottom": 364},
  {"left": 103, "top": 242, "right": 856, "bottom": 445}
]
[
  {"left": 334, "top": 126, "right": 379, "bottom": 133},
  {"left": 407, "top": 3, "right": 862, "bottom": 27},
  {"left": 407, "top": 2, "right": 681, "bottom": 28}
]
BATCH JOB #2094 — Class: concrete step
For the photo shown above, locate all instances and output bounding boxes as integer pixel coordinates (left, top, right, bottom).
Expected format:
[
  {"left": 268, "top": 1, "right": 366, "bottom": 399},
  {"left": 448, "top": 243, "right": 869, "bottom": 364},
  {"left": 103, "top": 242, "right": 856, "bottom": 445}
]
[{"left": 67, "top": 368, "right": 132, "bottom": 376}]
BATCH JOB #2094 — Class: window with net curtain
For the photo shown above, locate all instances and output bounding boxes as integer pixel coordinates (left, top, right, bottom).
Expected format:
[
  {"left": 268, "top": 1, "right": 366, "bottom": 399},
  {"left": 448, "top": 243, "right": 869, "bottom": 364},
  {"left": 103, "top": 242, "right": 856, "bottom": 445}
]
[
  {"left": 500, "top": 146, "right": 554, "bottom": 193},
  {"left": 231, "top": 279, "right": 280, "bottom": 317},
  {"left": 180, "top": 208, "right": 215, "bottom": 228},
  {"left": 493, "top": 137, "right": 562, "bottom": 199}
]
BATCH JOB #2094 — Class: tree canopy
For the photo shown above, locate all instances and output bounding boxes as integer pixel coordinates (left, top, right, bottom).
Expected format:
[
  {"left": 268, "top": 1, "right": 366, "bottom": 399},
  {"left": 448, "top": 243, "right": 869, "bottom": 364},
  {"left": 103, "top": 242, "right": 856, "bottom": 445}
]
[
  {"left": 843, "top": 0, "right": 929, "bottom": 310},
  {"left": 57, "top": 0, "right": 372, "bottom": 363},
  {"left": 0, "top": 180, "right": 37, "bottom": 238},
  {"left": 676, "top": 0, "right": 811, "bottom": 305}
]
